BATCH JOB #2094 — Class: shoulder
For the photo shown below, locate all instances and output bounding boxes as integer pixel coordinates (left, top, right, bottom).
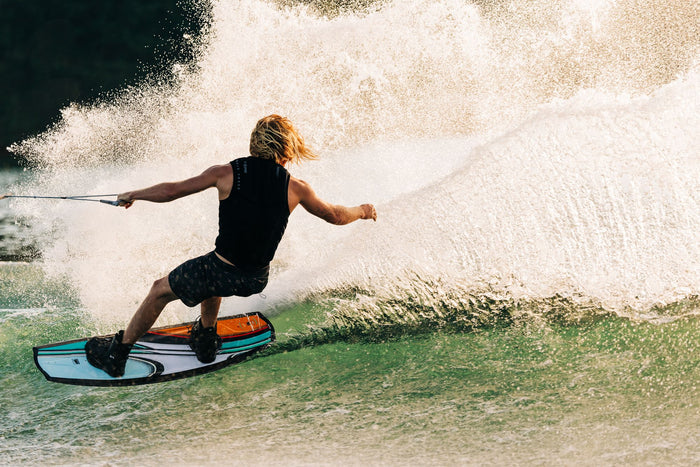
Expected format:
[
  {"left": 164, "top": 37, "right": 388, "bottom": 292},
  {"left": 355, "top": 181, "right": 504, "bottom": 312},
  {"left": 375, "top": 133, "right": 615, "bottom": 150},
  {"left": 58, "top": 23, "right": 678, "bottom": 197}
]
[
  {"left": 195, "top": 163, "right": 232, "bottom": 186},
  {"left": 289, "top": 176, "right": 313, "bottom": 197},
  {"left": 287, "top": 176, "right": 317, "bottom": 211},
  {"left": 203, "top": 163, "right": 233, "bottom": 177}
]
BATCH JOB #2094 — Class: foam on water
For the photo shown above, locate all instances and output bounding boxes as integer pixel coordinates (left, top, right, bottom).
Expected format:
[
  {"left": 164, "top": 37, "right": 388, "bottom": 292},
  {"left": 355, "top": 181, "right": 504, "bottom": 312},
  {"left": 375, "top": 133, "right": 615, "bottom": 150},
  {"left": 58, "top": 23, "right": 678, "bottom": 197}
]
[{"left": 6, "top": 0, "right": 700, "bottom": 324}]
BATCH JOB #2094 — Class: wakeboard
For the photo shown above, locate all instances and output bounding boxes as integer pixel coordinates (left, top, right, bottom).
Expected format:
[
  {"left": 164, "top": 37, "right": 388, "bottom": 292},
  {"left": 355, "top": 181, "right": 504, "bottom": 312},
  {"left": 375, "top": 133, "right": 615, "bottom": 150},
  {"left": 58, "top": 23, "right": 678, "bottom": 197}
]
[{"left": 33, "top": 312, "right": 274, "bottom": 387}]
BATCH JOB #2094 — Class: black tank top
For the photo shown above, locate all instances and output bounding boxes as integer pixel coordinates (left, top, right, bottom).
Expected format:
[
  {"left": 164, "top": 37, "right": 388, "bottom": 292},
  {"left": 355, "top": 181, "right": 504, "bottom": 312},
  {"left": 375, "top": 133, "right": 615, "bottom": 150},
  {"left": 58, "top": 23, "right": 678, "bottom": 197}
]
[{"left": 215, "top": 157, "right": 290, "bottom": 270}]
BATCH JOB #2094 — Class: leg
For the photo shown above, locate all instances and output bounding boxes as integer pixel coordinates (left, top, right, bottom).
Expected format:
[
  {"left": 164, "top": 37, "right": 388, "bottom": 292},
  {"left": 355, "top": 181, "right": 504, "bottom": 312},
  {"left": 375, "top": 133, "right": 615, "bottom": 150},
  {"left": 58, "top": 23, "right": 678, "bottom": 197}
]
[
  {"left": 200, "top": 296, "right": 222, "bottom": 328},
  {"left": 123, "top": 276, "right": 179, "bottom": 344}
]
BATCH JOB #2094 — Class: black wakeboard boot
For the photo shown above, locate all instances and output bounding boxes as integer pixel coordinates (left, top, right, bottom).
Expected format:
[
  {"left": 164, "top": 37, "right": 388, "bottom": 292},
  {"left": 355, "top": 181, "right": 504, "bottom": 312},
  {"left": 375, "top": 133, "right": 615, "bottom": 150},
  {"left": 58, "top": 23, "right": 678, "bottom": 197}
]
[
  {"left": 189, "top": 317, "right": 222, "bottom": 363},
  {"left": 85, "top": 330, "right": 133, "bottom": 377}
]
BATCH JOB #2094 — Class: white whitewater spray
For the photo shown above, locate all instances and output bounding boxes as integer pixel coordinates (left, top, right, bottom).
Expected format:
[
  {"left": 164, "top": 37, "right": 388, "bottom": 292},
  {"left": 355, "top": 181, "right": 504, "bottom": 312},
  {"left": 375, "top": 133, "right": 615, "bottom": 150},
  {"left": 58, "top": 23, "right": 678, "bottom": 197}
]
[{"left": 8, "top": 0, "right": 700, "bottom": 324}]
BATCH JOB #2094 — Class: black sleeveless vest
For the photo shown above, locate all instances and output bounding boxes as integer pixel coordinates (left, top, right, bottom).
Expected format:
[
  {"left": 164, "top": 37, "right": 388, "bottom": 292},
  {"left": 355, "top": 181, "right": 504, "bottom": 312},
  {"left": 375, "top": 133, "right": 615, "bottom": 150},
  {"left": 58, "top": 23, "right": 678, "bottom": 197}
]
[{"left": 215, "top": 157, "right": 290, "bottom": 270}]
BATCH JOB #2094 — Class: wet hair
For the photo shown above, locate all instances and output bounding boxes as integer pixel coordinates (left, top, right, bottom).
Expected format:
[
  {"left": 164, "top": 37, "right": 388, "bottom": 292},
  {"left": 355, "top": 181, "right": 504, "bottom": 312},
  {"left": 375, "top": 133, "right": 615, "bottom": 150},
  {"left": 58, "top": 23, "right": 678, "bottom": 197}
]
[{"left": 249, "top": 115, "right": 318, "bottom": 164}]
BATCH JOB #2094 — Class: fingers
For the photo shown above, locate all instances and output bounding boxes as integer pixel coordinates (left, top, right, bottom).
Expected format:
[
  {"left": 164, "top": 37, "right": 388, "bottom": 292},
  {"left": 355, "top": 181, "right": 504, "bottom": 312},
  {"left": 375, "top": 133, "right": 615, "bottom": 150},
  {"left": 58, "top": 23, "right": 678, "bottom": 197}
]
[
  {"left": 117, "top": 193, "right": 133, "bottom": 209},
  {"left": 362, "top": 204, "right": 377, "bottom": 221}
]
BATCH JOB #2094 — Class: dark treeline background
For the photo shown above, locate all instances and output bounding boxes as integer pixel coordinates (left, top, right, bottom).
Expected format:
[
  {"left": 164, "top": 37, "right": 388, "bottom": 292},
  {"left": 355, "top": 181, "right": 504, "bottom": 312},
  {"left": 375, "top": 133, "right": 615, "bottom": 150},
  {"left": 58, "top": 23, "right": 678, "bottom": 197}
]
[{"left": 0, "top": 0, "right": 209, "bottom": 167}]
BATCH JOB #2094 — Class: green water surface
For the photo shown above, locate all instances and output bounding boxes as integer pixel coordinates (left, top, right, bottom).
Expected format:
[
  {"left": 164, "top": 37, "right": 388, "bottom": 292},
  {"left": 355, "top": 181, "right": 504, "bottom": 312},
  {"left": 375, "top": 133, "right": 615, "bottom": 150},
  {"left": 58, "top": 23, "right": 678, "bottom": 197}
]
[{"left": 1, "top": 267, "right": 698, "bottom": 465}]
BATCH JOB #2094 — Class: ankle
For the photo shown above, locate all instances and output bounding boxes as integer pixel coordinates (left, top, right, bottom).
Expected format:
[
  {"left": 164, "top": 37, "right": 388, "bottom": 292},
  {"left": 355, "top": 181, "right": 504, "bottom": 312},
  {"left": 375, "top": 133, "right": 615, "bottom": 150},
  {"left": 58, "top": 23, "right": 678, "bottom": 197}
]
[
  {"left": 114, "top": 330, "right": 134, "bottom": 349},
  {"left": 200, "top": 318, "right": 217, "bottom": 329},
  {"left": 121, "top": 330, "right": 137, "bottom": 346}
]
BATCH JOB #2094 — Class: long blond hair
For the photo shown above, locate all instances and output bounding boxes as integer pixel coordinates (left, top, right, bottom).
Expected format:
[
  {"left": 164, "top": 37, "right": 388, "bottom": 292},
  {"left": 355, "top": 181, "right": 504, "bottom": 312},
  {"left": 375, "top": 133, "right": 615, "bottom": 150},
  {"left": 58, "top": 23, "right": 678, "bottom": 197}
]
[{"left": 249, "top": 115, "right": 318, "bottom": 164}]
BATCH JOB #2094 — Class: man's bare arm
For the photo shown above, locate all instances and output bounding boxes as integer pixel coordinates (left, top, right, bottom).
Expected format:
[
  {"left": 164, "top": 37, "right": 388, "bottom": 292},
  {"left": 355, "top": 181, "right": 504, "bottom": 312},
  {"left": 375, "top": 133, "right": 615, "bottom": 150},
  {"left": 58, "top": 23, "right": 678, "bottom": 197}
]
[
  {"left": 117, "top": 165, "right": 232, "bottom": 208},
  {"left": 290, "top": 178, "right": 376, "bottom": 224}
]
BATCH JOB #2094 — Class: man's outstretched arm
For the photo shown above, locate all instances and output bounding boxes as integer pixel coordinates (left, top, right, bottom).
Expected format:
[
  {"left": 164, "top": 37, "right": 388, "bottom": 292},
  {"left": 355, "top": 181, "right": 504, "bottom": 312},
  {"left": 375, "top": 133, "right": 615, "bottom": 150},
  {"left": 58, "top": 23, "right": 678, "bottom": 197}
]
[
  {"left": 117, "top": 164, "right": 231, "bottom": 208},
  {"left": 291, "top": 178, "right": 377, "bottom": 225}
]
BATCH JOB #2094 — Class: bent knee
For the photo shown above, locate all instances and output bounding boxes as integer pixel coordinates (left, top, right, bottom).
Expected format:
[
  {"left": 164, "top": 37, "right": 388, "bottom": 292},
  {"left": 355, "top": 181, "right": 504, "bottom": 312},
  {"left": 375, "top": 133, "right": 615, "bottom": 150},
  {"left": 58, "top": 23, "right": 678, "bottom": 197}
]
[{"left": 151, "top": 277, "right": 176, "bottom": 300}]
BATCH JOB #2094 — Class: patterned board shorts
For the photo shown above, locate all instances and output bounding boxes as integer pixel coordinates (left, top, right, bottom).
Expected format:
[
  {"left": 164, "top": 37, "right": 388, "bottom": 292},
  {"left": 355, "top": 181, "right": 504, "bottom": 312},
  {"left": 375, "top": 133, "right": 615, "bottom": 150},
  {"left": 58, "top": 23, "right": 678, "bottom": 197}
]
[{"left": 168, "top": 251, "right": 269, "bottom": 307}]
